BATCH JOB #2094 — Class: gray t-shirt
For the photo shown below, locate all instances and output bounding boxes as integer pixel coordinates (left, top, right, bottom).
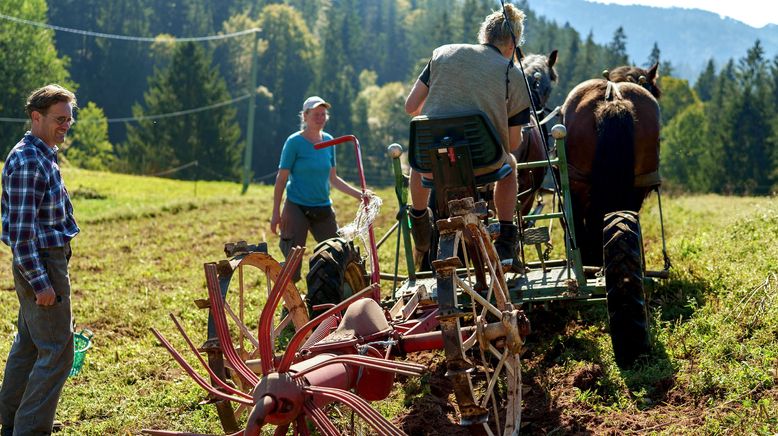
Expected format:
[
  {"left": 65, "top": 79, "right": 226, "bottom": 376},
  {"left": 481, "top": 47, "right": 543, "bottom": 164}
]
[{"left": 421, "top": 43, "right": 531, "bottom": 156}]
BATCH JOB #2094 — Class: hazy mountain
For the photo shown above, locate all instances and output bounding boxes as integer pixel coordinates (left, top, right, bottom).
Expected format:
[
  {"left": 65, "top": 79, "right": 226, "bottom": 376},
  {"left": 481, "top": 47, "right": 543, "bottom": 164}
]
[{"left": 526, "top": 0, "right": 778, "bottom": 83}]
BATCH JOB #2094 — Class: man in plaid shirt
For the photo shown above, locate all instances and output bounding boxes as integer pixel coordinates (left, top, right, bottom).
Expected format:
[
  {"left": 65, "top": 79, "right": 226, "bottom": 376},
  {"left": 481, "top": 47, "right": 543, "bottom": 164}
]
[{"left": 0, "top": 84, "right": 79, "bottom": 436}]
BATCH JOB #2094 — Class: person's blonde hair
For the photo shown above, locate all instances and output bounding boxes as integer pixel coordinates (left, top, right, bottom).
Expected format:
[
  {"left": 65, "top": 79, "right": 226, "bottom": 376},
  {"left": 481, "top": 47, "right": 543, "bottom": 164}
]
[
  {"left": 25, "top": 84, "right": 77, "bottom": 118},
  {"left": 477, "top": 4, "right": 525, "bottom": 47}
]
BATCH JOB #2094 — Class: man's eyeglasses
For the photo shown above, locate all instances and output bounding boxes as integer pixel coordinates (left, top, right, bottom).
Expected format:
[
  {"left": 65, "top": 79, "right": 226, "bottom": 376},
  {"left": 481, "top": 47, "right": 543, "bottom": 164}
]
[{"left": 44, "top": 114, "right": 76, "bottom": 126}]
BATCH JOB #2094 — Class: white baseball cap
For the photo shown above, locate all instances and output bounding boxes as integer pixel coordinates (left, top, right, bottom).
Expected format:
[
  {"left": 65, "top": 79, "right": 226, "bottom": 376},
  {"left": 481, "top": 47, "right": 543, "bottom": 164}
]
[{"left": 302, "top": 96, "right": 331, "bottom": 111}]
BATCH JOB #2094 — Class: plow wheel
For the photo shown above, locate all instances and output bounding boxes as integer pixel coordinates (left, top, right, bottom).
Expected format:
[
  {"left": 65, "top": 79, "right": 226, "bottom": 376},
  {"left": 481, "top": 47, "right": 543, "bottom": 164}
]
[
  {"left": 203, "top": 251, "right": 309, "bottom": 433},
  {"left": 433, "top": 199, "right": 528, "bottom": 435},
  {"left": 603, "top": 211, "right": 650, "bottom": 368}
]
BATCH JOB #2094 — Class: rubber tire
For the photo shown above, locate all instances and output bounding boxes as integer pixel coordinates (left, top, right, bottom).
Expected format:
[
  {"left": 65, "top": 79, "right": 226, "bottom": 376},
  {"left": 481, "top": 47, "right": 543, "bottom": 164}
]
[
  {"left": 603, "top": 211, "right": 650, "bottom": 368},
  {"left": 305, "top": 237, "right": 368, "bottom": 317}
]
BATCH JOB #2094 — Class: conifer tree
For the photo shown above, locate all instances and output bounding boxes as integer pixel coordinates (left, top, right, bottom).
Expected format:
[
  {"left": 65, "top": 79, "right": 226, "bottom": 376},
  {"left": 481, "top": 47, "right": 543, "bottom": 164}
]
[
  {"left": 694, "top": 59, "right": 717, "bottom": 102},
  {"left": 606, "top": 26, "right": 629, "bottom": 67},
  {"left": 123, "top": 42, "right": 241, "bottom": 180},
  {"left": 647, "top": 42, "right": 661, "bottom": 68}
]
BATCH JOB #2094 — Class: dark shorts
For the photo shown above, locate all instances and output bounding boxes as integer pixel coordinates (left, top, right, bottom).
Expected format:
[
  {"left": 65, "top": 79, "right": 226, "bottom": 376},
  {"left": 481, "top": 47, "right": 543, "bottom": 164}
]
[{"left": 279, "top": 201, "right": 339, "bottom": 280}]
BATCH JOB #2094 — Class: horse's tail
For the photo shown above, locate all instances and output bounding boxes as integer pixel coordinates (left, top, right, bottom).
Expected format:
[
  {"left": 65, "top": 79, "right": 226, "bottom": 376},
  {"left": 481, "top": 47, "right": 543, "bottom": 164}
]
[{"left": 590, "top": 98, "right": 635, "bottom": 216}]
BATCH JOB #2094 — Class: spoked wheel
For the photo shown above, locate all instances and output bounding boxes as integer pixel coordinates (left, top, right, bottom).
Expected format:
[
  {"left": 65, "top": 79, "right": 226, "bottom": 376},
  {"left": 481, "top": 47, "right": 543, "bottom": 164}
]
[
  {"left": 433, "top": 198, "right": 530, "bottom": 435},
  {"left": 202, "top": 250, "right": 309, "bottom": 433}
]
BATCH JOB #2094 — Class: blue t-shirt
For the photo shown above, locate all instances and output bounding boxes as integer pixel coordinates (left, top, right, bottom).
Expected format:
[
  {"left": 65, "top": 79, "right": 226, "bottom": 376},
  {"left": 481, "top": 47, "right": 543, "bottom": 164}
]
[{"left": 278, "top": 131, "right": 336, "bottom": 207}]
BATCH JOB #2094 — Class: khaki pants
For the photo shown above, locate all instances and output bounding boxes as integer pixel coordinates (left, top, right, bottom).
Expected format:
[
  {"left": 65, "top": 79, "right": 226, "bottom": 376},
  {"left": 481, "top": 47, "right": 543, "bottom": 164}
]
[
  {"left": 0, "top": 244, "right": 74, "bottom": 435},
  {"left": 279, "top": 201, "right": 338, "bottom": 281}
]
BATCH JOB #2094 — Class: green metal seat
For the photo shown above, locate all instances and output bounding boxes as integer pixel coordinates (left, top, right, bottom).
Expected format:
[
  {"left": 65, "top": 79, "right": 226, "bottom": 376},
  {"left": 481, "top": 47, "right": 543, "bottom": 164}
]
[{"left": 408, "top": 111, "right": 512, "bottom": 218}]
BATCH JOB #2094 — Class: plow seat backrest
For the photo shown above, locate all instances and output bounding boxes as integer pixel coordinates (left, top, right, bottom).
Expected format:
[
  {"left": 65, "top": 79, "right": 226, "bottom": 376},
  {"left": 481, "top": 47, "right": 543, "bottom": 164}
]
[{"left": 408, "top": 111, "right": 512, "bottom": 218}]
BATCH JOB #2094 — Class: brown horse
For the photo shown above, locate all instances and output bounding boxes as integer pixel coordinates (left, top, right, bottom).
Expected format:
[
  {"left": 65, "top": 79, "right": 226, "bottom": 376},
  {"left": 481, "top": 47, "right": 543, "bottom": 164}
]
[
  {"left": 562, "top": 64, "right": 661, "bottom": 265},
  {"left": 512, "top": 50, "right": 558, "bottom": 218}
]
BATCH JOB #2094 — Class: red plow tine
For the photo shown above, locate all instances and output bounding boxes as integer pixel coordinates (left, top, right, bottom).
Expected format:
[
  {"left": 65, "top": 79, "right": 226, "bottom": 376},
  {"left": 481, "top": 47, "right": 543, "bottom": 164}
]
[
  {"left": 303, "top": 398, "right": 341, "bottom": 436},
  {"left": 307, "top": 386, "right": 406, "bottom": 436},
  {"left": 278, "top": 284, "right": 380, "bottom": 372},
  {"left": 295, "top": 415, "right": 310, "bottom": 436},
  {"left": 167, "top": 313, "right": 252, "bottom": 400},
  {"left": 292, "top": 354, "right": 426, "bottom": 379},
  {"left": 149, "top": 328, "right": 253, "bottom": 405},
  {"left": 257, "top": 246, "right": 306, "bottom": 375},
  {"left": 205, "top": 262, "right": 259, "bottom": 385}
]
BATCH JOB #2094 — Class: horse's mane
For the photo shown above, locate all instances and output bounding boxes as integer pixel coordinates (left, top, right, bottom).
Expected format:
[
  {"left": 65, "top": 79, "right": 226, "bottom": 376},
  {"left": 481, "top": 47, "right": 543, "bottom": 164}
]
[{"left": 608, "top": 65, "right": 661, "bottom": 99}]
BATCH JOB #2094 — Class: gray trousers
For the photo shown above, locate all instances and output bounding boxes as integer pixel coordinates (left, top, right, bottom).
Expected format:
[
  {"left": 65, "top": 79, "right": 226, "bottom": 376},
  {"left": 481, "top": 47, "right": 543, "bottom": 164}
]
[
  {"left": 279, "top": 200, "right": 338, "bottom": 281},
  {"left": 0, "top": 244, "right": 73, "bottom": 435}
]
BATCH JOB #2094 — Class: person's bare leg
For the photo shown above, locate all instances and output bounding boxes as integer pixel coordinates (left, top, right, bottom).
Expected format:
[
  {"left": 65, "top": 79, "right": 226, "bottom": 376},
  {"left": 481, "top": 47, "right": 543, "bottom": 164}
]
[
  {"left": 410, "top": 169, "right": 431, "bottom": 211},
  {"left": 493, "top": 154, "right": 518, "bottom": 222},
  {"left": 493, "top": 154, "right": 523, "bottom": 271}
]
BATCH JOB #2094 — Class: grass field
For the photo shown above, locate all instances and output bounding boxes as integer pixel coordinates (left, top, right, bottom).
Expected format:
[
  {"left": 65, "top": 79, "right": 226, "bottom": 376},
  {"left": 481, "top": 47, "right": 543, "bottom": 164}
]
[{"left": 0, "top": 167, "right": 775, "bottom": 434}]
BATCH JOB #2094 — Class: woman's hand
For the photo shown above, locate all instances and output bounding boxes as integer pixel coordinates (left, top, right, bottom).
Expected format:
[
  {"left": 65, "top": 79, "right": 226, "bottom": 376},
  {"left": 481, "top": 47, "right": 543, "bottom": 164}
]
[
  {"left": 270, "top": 209, "right": 282, "bottom": 235},
  {"left": 361, "top": 189, "right": 376, "bottom": 203}
]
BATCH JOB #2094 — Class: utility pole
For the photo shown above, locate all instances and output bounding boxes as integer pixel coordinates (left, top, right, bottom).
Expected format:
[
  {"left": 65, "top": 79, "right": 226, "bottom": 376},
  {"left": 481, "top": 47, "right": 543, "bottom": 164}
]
[{"left": 242, "top": 29, "right": 260, "bottom": 194}]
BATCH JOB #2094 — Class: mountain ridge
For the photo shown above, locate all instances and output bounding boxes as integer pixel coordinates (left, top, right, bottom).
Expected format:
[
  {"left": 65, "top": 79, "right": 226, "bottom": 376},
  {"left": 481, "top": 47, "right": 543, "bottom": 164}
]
[{"left": 526, "top": 0, "right": 778, "bottom": 83}]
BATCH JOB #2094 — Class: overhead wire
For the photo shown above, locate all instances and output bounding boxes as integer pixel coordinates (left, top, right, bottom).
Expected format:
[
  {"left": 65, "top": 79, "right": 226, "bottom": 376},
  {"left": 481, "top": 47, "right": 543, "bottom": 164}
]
[
  {"left": 0, "top": 12, "right": 258, "bottom": 42},
  {"left": 0, "top": 94, "right": 252, "bottom": 124},
  {"left": 0, "top": 12, "right": 258, "bottom": 124}
]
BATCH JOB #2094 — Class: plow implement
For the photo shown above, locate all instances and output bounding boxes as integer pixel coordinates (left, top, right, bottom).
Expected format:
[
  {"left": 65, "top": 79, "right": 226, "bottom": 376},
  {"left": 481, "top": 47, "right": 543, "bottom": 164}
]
[{"left": 145, "top": 118, "right": 668, "bottom": 434}]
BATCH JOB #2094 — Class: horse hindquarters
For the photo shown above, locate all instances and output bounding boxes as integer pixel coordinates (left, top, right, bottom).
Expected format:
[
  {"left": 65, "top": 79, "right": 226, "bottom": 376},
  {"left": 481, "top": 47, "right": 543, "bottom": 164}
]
[{"left": 583, "top": 99, "right": 636, "bottom": 265}]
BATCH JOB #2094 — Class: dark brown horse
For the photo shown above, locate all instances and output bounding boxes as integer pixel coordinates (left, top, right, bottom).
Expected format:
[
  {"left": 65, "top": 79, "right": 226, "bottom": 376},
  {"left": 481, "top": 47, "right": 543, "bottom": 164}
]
[
  {"left": 562, "top": 64, "right": 661, "bottom": 265},
  {"left": 512, "top": 50, "right": 558, "bottom": 218}
]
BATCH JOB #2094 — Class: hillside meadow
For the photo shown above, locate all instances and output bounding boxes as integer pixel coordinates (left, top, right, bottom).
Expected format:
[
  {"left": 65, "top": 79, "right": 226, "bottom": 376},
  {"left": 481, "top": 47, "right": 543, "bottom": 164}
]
[{"left": 0, "top": 167, "right": 775, "bottom": 434}]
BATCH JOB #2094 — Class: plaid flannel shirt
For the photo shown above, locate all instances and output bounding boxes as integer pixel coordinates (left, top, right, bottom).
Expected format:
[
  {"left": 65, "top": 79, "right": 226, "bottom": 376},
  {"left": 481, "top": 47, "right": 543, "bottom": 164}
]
[{"left": 1, "top": 132, "right": 79, "bottom": 294}]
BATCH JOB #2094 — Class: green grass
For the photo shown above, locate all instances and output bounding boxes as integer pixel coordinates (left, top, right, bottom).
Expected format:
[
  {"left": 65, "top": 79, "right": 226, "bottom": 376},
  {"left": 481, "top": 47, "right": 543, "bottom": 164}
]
[{"left": 0, "top": 167, "right": 775, "bottom": 434}]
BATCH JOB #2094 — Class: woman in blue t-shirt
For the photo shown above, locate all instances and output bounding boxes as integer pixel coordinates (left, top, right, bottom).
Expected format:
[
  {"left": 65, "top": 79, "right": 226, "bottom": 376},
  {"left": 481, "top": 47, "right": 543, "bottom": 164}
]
[{"left": 270, "top": 96, "right": 362, "bottom": 281}]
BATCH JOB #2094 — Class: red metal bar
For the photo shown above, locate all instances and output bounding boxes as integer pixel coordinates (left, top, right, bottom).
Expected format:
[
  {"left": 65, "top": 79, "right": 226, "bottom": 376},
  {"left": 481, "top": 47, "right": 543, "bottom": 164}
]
[
  {"left": 397, "top": 324, "right": 481, "bottom": 354},
  {"left": 402, "top": 307, "right": 440, "bottom": 336},
  {"left": 278, "top": 285, "right": 378, "bottom": 372},
  {"left": 149, "top": 328, "right": 253, "bottom": 405},
  {"left": 296, "top": 415, "right": 310, "bottom": 436},
  {"left": 397, "top": 330, "right": 445, "bottom": 354},
  {"left": 204, "top": 263, "right": 258, "bottom": 385},
  {"left": 257, "top": 246, "right": 305, "bottom": 375},
  {"left": 307, "top": 386, "right": 405, "bottom": 436},
  {"left": 167, "top": 314, "right": 252, "bottom": 400},
  {"left": 303, "top": 398, "right": 340, "bottom": 436},
  {"left": 315, "top": 135, "right": 381, "bottom": 296},
  {"left": 291, "top": 354, "right": 425, "bottom": 379}
]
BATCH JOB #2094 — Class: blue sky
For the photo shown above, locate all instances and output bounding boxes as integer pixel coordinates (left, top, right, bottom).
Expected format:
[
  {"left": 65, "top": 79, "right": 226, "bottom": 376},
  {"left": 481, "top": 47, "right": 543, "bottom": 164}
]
[{"left": 586, "top": 0, "right": 778, "bottom": 28}]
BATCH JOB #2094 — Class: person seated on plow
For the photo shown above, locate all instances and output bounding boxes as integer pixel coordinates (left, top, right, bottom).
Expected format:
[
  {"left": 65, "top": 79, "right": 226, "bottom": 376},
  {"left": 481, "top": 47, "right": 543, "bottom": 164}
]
[{"left": 404, "top": 4, "right": 532, "bottom": 272}]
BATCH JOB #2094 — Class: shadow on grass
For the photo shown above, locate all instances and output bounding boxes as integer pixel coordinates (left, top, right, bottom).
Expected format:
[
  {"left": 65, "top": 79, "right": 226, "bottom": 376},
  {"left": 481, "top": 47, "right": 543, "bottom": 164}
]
[{"left": 648, "top": 273, "right": 710, "bottom": 321}]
